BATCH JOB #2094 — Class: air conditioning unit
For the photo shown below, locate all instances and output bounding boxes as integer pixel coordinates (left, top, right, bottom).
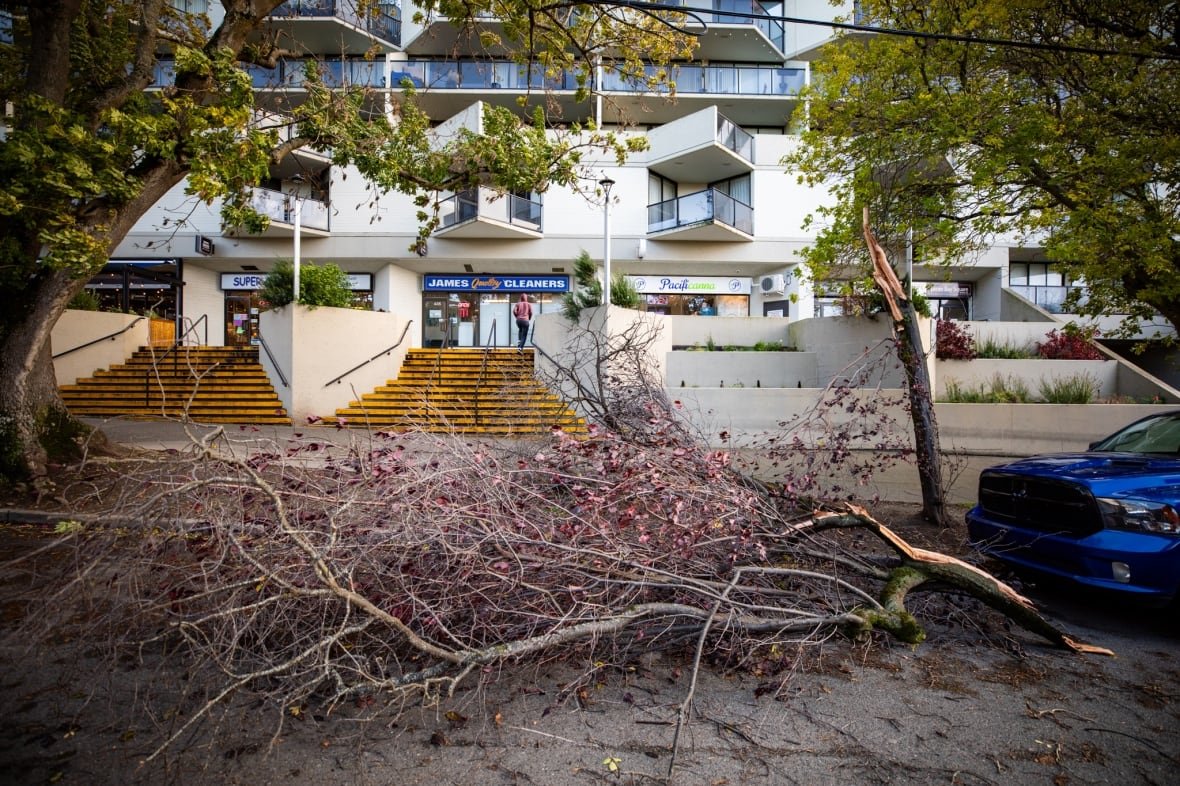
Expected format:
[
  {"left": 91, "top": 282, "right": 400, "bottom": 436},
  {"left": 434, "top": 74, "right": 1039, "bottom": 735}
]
[{"left": 759, "top": 274, "right": 787, "bottom": 296}]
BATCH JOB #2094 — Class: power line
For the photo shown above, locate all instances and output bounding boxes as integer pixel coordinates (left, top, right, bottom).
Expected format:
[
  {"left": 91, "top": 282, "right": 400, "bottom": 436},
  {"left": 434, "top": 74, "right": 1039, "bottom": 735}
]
[{"left": 612, "top": 1, "right": 1180, "bottom": 62}]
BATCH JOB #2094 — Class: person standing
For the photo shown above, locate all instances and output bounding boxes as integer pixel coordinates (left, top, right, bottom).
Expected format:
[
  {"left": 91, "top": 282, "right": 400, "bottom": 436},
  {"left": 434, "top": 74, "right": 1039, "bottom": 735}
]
[{"left": 513, "top": 293, "right": 533, "bottom": 350}]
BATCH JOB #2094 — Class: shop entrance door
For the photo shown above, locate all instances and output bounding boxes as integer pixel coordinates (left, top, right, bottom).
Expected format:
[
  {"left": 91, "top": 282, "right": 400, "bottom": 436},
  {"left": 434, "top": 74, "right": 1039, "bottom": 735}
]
[
  {"left": 224, "top": 292, "right": 262, "bottom": 346},
  {"left": 423, "top": 295, "right": 455, "bottom": 347}
]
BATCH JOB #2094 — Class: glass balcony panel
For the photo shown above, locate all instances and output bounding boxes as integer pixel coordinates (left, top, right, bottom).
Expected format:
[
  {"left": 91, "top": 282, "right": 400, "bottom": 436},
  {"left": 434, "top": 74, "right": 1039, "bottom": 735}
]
[
  {"left": 716, "top": 115, "right": 754, "bottom": 159},
  {"left": 647, "top": 188, "right": 752, "bottom": 234},
  {"left": 1010, "top": 285, "right": 1088, "bottom": 313},
  {"left": 672, "top": 65, "right": 705, "bottom": 93},
  {"left": 249, "top": 188, "right": 287, "bottom": 224},
  {"left": 509, "top": 194, "right": 543, "bottom": 228}
]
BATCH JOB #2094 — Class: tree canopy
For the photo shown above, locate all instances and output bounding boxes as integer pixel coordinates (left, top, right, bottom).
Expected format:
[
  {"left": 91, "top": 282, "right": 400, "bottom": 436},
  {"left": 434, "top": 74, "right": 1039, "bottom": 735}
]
[
  {"left": 784, "top": 0, "right": 1180, "bottom": 336},
  {"left": 0, "top": 0, "right": 695, "bottom": 480}
]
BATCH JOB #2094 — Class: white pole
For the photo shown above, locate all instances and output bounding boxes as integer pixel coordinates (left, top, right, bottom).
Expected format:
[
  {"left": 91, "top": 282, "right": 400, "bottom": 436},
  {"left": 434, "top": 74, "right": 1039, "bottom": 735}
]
[
  {"left": 905, "top": 226, "right": 913, "bottom": 300},
  {"left": 292, "top": 197, "right": 302, "bottom": 304},
  {"left": 600, "top": 177, "right": 614, "bottom": 307}
]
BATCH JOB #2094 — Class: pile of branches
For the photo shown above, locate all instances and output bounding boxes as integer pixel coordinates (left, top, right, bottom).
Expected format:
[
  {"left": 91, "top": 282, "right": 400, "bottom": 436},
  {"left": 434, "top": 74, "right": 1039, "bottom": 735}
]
[{"left": 25, "top": 400, "right": 1106, "bottom": 760}]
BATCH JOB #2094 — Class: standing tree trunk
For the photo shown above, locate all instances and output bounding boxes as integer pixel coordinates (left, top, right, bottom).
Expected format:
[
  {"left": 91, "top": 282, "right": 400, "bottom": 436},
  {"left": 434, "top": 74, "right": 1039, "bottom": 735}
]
[
  {"left": 862, "top": 209, "right": 948, "bottom": 526},
  {"left": 0, "top": 269, "right": 91, "bottom": 481}
]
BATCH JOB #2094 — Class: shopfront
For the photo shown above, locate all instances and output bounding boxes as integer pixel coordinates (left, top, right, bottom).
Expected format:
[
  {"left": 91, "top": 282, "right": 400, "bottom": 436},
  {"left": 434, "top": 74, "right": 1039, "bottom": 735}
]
[
  {"left": 627, "top": 275, "right": 751, "bottom": 316},
  {"left": 921, "top": 281, "right": 973, "bottom": 321},
  {"left": 85, "top": 259, "right": 182, "bottom": 319},
  {"left": 219, "top": 272, "right": 373, "bottom": 346},
  {"left": 421, "top": 274, "right": 571, "bottom": 347}
]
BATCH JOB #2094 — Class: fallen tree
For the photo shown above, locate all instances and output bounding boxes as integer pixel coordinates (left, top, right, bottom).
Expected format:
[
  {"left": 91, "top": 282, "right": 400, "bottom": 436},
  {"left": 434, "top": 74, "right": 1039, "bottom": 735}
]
[{"left": 5, "top": 404, "right": 1110, "bottom": 766}]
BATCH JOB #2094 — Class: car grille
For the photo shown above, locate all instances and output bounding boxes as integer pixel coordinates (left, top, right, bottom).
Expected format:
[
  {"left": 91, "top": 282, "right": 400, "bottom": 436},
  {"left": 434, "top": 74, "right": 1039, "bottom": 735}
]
[{"left": 977, "top": 473, "right": 1102, "bottom": 536}]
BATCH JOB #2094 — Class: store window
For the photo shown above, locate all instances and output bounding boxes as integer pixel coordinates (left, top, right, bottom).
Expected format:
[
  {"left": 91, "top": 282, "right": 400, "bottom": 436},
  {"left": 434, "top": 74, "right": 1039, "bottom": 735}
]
[{"left": 84, "top": 260, "right": 181, "bottom": 319}]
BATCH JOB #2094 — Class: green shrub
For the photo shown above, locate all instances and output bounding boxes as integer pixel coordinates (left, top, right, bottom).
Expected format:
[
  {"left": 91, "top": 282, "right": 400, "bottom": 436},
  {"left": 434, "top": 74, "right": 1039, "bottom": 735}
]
[
  {"left": 562, "top": 251, "right": 639, "bottom": 321},
  {"left": 942, "top": 374, "right": 1033, "bottom": 403},
  {"left": 1038, "top": 373, "right": 1097, "bottom": 404},
  {"left": 68, "top": 289, "right": 101, "bottom": 311},
  {"left": 259, "top": 259, "right": 354, "bottom": 309},
  {"left": 990, "top": 374, "right": 1033, "bottom": 403},
  {"left": 975, "top": 336, "right": 1035, "bottom": 359}
]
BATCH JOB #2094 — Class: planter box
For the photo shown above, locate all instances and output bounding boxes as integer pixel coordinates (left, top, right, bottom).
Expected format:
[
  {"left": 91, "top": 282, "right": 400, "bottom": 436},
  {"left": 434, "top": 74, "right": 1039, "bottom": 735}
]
[{"left": 936, "top": 358, "right": 1115, "bottom": 399}]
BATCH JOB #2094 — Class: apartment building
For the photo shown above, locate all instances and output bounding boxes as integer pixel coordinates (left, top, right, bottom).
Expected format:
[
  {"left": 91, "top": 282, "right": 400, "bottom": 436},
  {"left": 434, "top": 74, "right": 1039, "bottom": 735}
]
[{"left": 98, "top": 1, "right": 1164, "bottom": 355}]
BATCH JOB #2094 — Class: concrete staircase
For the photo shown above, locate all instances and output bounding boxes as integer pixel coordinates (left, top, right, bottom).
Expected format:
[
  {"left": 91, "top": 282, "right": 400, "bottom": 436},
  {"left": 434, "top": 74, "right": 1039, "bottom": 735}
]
[
  {"left": 323, "top": 348, "right": 587, "bottom": 435},
  {"left": 59, "top": 346, "right": 291, "bottom": 424}
]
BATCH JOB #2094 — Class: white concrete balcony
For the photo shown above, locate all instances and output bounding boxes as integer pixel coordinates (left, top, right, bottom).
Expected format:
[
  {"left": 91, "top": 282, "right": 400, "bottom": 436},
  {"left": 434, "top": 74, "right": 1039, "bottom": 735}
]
[
  {"left": 433, "top": 189, "right": 543, "bottom": 239},
  {"left": 647, "top": 188, "right": 753, "bottom": 241},
  {"left": 266, "top": 0, "right": 401, "bottom": 52},
  {"left": 646, "top": 107, "right": 754, "bottom": 183},
  {"left": 241, "top": 187, "right": 330, "bottom": 237}
]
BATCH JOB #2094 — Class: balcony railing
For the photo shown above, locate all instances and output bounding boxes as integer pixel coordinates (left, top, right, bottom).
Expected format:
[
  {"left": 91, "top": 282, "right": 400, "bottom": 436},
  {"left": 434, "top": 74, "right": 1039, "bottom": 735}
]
[
  {"left": 272, "top": 1, "right": 401, "bottom": 46},
  {"left": 1010, "top": 285, "right": 1087, "bottom": 314},
  {"left": 249, "top": 187, "right": 330, "bottom": 232},
  {"left": 392, "top": 60, "right": 581, "bottom": 91},
  {"left": 601, "top": 63, "right": 806, "bottom": 97},
  {"left": 151, "top": 57, "right": 805, "bottom": 99},
  {"left": 716, "top": 114, "right": 754, "bottom": 160},
  {"left": 438, "top": 189, "right": 543, "bottom": 232},
  {"left": 648, "top": 188, "right": 752, "bottom": 235},
  {"left": 658, "top": 0, "right": 784, "bottom": 52}
]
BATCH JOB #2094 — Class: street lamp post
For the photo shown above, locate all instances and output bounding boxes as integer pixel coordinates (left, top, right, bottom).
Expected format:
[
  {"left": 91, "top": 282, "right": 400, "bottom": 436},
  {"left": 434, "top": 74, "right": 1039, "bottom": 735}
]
[
  {"left": 599, "top": 176, "right": 615, "bottom": 307},
  {"left": 292, "top": 195, "right": 303, "bottom": 303}
]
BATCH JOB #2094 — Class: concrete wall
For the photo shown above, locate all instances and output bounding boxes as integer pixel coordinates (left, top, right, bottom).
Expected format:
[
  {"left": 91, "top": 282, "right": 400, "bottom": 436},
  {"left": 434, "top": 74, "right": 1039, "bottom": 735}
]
[
  {"left": 52, "top": 311, "right": 148, "bottom": 385},
  {"left": 999, "top": 288, "right": 1055, "bottom": 322},
  {"left": 788, "top": 316, "right": 913, "bottom": 387},
  {"left": 533, "top": 305, "right": 673, "bottom": 417},
  {"left": 664, "top": 315, "right": 791, "bottom": 348},
  {"left": 182, "top": 264, "right": 227, "bottom": 346},
  {"left": 667, "top": 351, "right": 818, "bottom": 388},
  {"left": 936, "top": 403, "right": 1169, "bottom": 455},
  {"left": 259, "top": 305, "right": 412, "bottom": 422},
  {"left": 936, "top": 359, "right": 1117, "bottom": 399},
  {"left": 672, "top": 386, "right": 1170, "bottom": 456},
  {"left": 960, "top": 320, "right": 1053, "bottom": 349}
]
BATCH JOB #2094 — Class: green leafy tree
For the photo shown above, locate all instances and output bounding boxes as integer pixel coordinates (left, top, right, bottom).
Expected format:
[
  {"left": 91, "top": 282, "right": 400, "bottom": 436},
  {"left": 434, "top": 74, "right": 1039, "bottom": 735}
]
[
  {"left": 784, "top": 0, "right": 1180, "bottom": 335},
  {"left": 0, "top": 0, "right": 694, "bottom": 481},
  {"left": 562, "top": 250, "right": 639, "bottom": 321},
  {"left": 258, "top": 259, "right": 354, "bottom": 309}
]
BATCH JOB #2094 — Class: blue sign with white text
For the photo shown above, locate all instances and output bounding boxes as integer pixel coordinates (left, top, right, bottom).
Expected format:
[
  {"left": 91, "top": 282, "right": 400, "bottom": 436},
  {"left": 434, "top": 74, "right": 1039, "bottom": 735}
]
[{"left": 423, "top": 274, "right": 570, "bottom": 293}]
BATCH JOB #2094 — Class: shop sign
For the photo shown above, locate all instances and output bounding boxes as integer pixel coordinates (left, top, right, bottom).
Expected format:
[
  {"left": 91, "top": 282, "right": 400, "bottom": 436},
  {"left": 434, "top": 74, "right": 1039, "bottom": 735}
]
[
  {"left": 627, "top": 276, "right": 751, "bottom": 295},
  {"left": 925, "top": 282, "right": 972, "bottom": 298},
  {"left": 221, "top": 272, "right": 372, "bottom": 291},
  {"left": 422, "top": 274, "right": 570, "bottom": 292}
]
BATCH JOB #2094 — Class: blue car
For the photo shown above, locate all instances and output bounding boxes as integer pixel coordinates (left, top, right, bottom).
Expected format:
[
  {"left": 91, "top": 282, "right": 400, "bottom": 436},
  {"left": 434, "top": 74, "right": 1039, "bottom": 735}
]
[{"left": 966, "top": 410, "right": 1180, "bottom": 606}]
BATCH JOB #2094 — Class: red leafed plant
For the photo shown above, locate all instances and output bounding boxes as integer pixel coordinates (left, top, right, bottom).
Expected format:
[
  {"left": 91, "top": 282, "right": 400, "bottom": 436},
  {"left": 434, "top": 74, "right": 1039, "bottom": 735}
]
[
  {"left": 1036, "top": 326, "right": 1103, "bottom": 360},
  {"left": 935, "top": 320, "right": 976, "bottom": 360}
]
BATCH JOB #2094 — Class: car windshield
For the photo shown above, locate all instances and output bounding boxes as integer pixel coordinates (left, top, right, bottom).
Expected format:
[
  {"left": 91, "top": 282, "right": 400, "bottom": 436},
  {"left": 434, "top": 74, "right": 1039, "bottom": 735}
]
[{"left": 1091, "top": 412, "right": 1180, "bottom": 454}]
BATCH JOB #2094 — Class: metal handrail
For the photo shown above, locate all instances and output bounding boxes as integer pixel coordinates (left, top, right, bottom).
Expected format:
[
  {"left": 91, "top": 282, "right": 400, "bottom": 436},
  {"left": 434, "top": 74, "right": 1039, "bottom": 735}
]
[
  {"left": 428, "top": 318, "right": 453, "bottom": 388},
  {"left": 473, "top": 319, "right": 498, "bottom": 427},
  {"left": 143, "top": 339, "right": 190, "bottom": 406},
  {"left": 324, "top": 319, "right": 414, "bottom": 387},
  {"left": 52, "top": 316, "right": 145, "bottom": 359},
  {"left": 178, "top": 314, "right": 208, "bottom": 347},
  {"left": 255, "top": 327, "right": 289, "bottom": 388}
]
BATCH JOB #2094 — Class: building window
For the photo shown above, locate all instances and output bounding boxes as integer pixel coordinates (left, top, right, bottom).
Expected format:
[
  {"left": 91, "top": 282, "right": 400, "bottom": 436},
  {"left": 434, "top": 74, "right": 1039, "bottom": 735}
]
[{"left": 648, "top": 172, "right": 676, "bottom": 204}]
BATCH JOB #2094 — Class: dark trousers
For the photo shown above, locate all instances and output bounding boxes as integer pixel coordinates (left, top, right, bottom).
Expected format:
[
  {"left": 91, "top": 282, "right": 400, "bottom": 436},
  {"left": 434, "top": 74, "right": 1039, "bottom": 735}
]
[{"left": 516, "top": 318, "right": 530, "bottom": 347}]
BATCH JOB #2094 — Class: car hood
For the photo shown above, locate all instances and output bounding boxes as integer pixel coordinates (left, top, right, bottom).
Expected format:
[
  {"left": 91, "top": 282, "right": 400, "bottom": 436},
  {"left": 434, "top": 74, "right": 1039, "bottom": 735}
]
[{"left": 983, "top": 453, "right": 1180, "bottom": 500}]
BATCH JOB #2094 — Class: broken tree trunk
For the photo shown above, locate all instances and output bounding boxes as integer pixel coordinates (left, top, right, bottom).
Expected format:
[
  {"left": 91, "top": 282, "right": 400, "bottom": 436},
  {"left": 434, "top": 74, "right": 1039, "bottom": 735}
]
[
  {"left": 805, "top": 507, "right": 1113, "bottom": 655},
  {"left": 862, "top": 209, "right": 948, "bottom": 527}
]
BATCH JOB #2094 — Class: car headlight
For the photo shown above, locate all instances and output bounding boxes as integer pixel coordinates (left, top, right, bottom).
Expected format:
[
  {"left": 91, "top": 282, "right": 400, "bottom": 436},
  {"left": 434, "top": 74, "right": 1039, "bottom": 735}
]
[{"left": 1096, "top": 497, "right": 1180, "bottom": 535}]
